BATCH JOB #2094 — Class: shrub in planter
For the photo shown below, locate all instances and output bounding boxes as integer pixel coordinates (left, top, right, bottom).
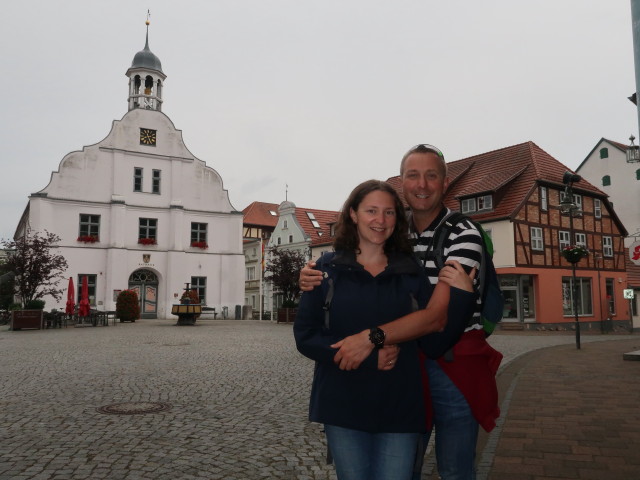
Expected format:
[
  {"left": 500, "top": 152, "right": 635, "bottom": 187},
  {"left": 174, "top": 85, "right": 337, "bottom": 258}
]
[
  {"left": 8, "top": 302, "right": 22, "bottom": 311},
  {"left": 25, "top": 299, "right": 46, "bottom": 310},
  {"left": 116, "top": 290, "right": 140, "bottom": 322}
]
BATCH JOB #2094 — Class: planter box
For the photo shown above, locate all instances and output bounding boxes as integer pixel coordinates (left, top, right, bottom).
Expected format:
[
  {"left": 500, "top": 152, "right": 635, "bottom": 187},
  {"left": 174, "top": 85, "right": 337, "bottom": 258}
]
[
  {"left": 11, "top": 310, "right": 43, "bottom": 330},
  {"left": 277, "top": 308, "right": 298, "bottom": 323}
]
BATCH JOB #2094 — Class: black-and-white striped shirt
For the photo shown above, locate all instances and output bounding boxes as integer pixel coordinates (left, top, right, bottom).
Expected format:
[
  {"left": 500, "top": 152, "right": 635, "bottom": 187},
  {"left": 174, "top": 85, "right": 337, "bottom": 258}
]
[{"left": 409, "top": 207, "right": 484, "bottom": 331}]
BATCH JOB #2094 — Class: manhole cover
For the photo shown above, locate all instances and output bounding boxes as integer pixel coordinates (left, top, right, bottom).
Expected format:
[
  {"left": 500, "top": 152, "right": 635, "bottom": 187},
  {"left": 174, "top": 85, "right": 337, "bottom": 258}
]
[{"left": 96, "top": 401, "right": 172, "bottom": 415}]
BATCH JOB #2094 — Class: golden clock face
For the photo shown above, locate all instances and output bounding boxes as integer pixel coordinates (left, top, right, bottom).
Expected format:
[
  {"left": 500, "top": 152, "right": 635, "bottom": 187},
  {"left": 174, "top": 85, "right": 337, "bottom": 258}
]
[{"left": 140, "top": 128, "right": 157, "bottom": 146}]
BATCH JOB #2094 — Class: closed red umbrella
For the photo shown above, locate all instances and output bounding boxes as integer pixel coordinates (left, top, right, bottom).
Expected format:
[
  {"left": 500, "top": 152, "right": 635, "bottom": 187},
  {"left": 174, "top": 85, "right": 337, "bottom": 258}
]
[
  {"left": 79, "top": 276, "right": 90, "bottom": 317},
  {"left": 65, "top": 277, "right": 75, "bottom": 314}
]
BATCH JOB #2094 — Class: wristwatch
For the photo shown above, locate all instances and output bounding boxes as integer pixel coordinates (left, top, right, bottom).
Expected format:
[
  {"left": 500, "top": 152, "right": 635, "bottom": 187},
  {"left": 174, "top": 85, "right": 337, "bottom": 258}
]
[{"left": 369, "top": 327, "right": 386, "bottom": 349}]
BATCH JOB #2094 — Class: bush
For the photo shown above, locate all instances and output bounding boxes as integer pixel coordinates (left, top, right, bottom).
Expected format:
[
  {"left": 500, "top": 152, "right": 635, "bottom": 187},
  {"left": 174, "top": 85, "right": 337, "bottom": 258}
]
[
  {"left": 116, "top": 290, "right": 140, "bottom": 322},
  {"left": 25, "top": 299, "right": 46, "bottom": 310},
  {"left": 8, "top": 303, "right": 22, "bottom": 311}
]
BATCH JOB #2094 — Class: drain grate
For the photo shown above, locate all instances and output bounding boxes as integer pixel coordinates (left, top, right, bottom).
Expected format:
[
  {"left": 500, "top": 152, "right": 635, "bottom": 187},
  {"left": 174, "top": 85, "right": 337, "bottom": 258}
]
[{"left": 96, "top": 401, "right": 172, "bottom": 415}]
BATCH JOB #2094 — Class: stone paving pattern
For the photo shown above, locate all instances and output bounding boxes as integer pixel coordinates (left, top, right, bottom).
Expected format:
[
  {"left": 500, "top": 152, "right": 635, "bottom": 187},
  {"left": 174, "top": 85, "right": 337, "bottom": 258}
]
[{"left": 0, "top": 320, "right": 635, "bottom": 479}]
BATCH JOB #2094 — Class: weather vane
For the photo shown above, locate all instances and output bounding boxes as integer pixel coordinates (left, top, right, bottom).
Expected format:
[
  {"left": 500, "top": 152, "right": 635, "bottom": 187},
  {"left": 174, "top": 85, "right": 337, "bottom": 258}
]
[{"left": 146, "top": 9, "right": 151, "bottom": 26}]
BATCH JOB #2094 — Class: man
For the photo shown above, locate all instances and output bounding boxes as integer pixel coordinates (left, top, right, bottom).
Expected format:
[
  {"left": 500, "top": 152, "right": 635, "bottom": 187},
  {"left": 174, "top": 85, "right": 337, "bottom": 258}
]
[{"left": 300, "top": 144, "right": 502, "bottom": 480}]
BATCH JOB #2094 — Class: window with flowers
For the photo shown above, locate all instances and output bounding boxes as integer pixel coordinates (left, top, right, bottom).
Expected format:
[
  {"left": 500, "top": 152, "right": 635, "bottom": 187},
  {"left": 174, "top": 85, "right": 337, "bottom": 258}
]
[
  {"left": 138, "top": 218, "right": 157, "bottom": 245},
  {"left": 78, "top": 214, "right": 100, "bottom": 243},
  {"left": 191, "top": 222, "right": 208, "bottom": 249}
]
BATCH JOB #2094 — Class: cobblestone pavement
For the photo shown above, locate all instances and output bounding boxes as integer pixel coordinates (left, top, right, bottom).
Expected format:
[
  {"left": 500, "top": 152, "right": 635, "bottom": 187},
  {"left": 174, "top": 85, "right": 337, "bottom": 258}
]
[{"left": 0, "top": 320, "right": 632, "bottom": 480}]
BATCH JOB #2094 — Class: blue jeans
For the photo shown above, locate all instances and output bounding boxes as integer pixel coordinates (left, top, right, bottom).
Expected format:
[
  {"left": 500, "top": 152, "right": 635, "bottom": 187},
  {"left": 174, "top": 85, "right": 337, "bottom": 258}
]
[
  {"left": 419, "top": 358, "right": 478, "bottom": 480},
  {"left": 325, "top": 424, "right": 420, "bottom": 480}
]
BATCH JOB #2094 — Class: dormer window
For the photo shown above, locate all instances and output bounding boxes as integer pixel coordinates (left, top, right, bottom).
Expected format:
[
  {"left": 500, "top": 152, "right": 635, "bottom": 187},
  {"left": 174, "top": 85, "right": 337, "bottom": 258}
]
[
  {"left": 461, "top": 198, "right": 476, "bottom": 214},
  {"left": 477, "top": 195, "right": 492, "bottom": 211},
  {"left": 461, "top": 194, "right": 493, "bottom": 214},
  {"left": 307, "top": 212, "right": 321, "bottom": 228}
]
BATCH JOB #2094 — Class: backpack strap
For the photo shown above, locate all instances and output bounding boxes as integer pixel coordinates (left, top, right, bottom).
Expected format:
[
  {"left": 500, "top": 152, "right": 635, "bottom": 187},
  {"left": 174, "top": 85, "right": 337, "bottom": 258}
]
[
  {"left": 428, "top": 211, "right": 467, "bottom": 270},
  {"left": 323, "top": 276, "right": 334, "bottom": 331}
]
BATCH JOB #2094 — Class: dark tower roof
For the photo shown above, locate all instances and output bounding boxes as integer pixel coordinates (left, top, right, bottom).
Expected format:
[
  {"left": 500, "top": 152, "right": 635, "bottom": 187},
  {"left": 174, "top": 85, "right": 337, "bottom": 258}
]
[{"left": 130, "top": 29, "right": 163, "bottom": 73}]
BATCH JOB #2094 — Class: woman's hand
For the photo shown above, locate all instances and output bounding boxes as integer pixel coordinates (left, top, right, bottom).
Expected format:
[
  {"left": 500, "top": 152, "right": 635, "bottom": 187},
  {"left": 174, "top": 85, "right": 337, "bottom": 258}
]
[
  {"left": 438, "top": 260, "right": 476, "bottom": 292},
  {"left": 377, "top": 344, "right": 399, "bottom": 371},
  {"left": 299, "top": 260, "right": 323, "bottom": 292}
]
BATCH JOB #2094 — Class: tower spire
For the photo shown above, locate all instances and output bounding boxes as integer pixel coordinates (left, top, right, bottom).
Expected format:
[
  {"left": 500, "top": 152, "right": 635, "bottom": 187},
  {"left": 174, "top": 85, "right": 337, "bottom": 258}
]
[
  {"left": 145, "top": 10, "right": 150, "bottom": 48},
  {"left": 126, "top": 12, "right": 166, "bottom": 111}
]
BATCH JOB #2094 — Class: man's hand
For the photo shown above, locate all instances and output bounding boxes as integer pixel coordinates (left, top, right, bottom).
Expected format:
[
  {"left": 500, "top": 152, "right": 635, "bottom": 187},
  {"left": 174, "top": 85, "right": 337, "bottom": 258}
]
[
  {"left": 438, "top": 260, "right": 476, "bottom": 292},
  {"left": 377, "top": 344, "right": 399, "bottom": 371},
  {"left": 299, "top": 260, "right": 323, "bottom": 292},
  {"left": 331, "top": 330, "right": 374, "bottom": 370}
]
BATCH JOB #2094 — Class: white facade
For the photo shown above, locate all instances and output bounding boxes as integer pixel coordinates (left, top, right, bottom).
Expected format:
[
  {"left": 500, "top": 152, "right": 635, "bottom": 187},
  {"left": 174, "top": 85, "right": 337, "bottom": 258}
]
[
  {"left": 15, "top": 30, "right": 244, "bottom": 318},
  {"left": 577, "top": 139, "right": 640, "bottom": 245}
]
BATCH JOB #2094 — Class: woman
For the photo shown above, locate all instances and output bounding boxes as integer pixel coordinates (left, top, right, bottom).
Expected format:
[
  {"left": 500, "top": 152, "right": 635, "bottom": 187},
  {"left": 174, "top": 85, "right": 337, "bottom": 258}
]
[{"left": 293, "top": 180, "right": 474, "bottom": 480}]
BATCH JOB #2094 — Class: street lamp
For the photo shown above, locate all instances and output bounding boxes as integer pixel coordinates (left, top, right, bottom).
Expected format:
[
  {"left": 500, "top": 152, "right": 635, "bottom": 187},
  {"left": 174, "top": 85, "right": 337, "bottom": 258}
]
[{"left": 559, "top": 171, "right": 583, "bottom": 349}]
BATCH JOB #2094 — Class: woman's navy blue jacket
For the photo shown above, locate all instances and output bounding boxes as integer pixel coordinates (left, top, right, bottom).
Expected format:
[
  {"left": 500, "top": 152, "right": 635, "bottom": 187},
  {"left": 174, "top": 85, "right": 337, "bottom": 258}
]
[
  {"left": 294, "top": 250, "right": 430, "bottom": 433},
  {"left": 294, "top": 250, "right": 477, "bottom": 433}
]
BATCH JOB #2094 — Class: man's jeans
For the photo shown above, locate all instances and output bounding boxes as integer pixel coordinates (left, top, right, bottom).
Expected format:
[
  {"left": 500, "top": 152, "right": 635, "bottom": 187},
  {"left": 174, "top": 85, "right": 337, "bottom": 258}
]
[
  {"left": 416, "top": 359, "right": 479, "bottom": 480},
  {"left": 325, "top": 424, "right": 420, "bottom": 480}
]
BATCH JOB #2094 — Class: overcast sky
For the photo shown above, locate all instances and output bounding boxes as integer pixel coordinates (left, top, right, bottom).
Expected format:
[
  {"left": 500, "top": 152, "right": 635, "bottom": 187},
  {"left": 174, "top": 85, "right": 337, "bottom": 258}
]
[{"left": 1, "top": 1, "right": 636, "bottom": 240}]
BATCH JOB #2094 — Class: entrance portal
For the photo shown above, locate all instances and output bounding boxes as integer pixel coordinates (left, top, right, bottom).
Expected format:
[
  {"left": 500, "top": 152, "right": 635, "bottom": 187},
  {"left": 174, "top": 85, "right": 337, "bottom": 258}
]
[{"left": 128, "top": 269, "right": 159, "bottom": 319}]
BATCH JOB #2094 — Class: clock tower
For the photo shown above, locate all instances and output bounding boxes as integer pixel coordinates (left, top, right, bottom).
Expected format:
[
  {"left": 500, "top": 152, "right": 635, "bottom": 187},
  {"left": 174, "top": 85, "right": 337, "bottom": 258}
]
[{"left": 126, "top": 19, "right": 166, "bottom": 112}]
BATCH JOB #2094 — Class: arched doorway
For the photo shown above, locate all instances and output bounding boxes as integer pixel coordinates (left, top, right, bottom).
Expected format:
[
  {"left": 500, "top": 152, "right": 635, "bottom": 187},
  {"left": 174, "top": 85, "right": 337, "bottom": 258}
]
[{"left": 128, "top": 269, "right": 159, "bottom": 319}]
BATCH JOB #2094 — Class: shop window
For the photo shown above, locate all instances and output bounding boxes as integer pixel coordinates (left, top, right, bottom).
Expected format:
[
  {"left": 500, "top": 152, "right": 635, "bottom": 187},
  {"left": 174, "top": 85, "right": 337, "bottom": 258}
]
[{"left": 562, "top": 277, "right": 593, "bottom": 316}]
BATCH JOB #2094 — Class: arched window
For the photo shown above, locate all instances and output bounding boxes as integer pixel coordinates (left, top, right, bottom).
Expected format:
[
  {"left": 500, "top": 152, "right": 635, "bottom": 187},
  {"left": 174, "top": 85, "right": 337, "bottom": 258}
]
[
  {"left": 602, "top": 175, "right": 611, "bottom": 186},
  {"left": 599, "top": 148, "right": 609, "bottom": 159},
  {"left": 144, "top": 75, "right": 154, "bottom": 95}
]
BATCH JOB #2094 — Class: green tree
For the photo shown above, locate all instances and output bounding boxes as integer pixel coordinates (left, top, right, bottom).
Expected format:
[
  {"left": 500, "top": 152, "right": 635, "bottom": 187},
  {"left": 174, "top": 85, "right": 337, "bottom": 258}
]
[
  {"left": 1, "top": 230, "right": 68, "bottom": 307},
  {"left": 264, "top": 246, "right": 309, "bottom": 307},
  {"left": 0, "top": 260, "right": 15, "bottom": 310}
]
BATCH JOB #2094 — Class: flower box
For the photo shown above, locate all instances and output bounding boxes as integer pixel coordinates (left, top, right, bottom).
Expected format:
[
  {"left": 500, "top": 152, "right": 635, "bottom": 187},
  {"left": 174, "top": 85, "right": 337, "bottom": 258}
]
[
  {"left": 138, "top": 238, "right": 157, "bottom": 246},
  {"left": 562, "top": 245, "right": 588, "bottom": 264},
  {"left": 191, "top": 241, "right": 208, "bottom": 249},
  {"left": 77, "top": 235, "right": 99, "bottom": 243}
]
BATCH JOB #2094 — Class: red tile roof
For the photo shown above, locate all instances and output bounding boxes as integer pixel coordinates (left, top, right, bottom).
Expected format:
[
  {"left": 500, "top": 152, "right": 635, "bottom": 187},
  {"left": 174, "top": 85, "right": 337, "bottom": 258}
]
[
  {"left": 244, "top": 201, "right": 339, "bottom": 248},
  {"left": 388, "top": 141, "right": 613, "bottom": 224},
  {"left": 242, "top": 201, "right": 279, "bottom": 228},
  {"left": 294, "top": 207, "right": 339, "bottom": 247}
]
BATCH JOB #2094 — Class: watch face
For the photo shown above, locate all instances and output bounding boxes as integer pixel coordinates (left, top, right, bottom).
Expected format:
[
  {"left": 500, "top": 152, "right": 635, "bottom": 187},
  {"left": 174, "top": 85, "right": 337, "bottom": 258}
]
[{"left": 140, "top": 128, "right": 157, "bottom": 146}]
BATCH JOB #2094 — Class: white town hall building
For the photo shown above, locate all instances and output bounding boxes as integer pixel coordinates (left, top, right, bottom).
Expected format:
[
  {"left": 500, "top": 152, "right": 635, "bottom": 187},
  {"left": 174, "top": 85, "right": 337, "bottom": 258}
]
[{"left": 15, "top": 26, "right": 244, "bottom": 318}]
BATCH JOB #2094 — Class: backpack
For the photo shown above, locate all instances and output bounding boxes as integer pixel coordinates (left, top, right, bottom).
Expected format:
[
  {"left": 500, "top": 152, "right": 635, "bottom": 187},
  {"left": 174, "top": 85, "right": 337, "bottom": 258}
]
[{"left": 428, "top": 211, "right": 504, "bottom": 336}]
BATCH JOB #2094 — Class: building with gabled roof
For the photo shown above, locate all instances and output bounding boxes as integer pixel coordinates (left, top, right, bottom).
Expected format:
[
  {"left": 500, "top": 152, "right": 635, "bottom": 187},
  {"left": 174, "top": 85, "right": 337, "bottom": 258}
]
[
  {"left": 243, "top": 200, "right": 338, "bottom": 318},
  {"left": 389, "top": 141, "right": 630, "bottom": 331},
  {"left": 577, "top": 137, "right": 640, "bottom": 330},
  {"left": 14, "top": 24, "right": 244, "bottom": 319},
  {"left": 242, "top": 201, "right": 279, "bottom": 240}
]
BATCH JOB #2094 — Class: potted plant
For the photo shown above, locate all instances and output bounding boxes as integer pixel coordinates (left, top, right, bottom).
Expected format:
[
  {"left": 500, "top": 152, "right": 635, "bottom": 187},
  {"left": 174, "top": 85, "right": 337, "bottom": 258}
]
[
  {"left": 180, "top": 289, "right": 200, "bottom": 305},
  {"left": 562, "top": 245, "right": 588, "bottom": 264},
  {"left": 174, "top": 288, "right": 201, "bottom": 325},
  {"left": 138, "top": 237, "right": 157, "bottom": 246},
  {"left": 116, "top": 290, "right": 140, "bottom": 322},
  {"left": 190, "top": 241, "right": 208, "bottom": 249},
  {"left": 77, "top": 235, "right": 99, "bottom": 243}
]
